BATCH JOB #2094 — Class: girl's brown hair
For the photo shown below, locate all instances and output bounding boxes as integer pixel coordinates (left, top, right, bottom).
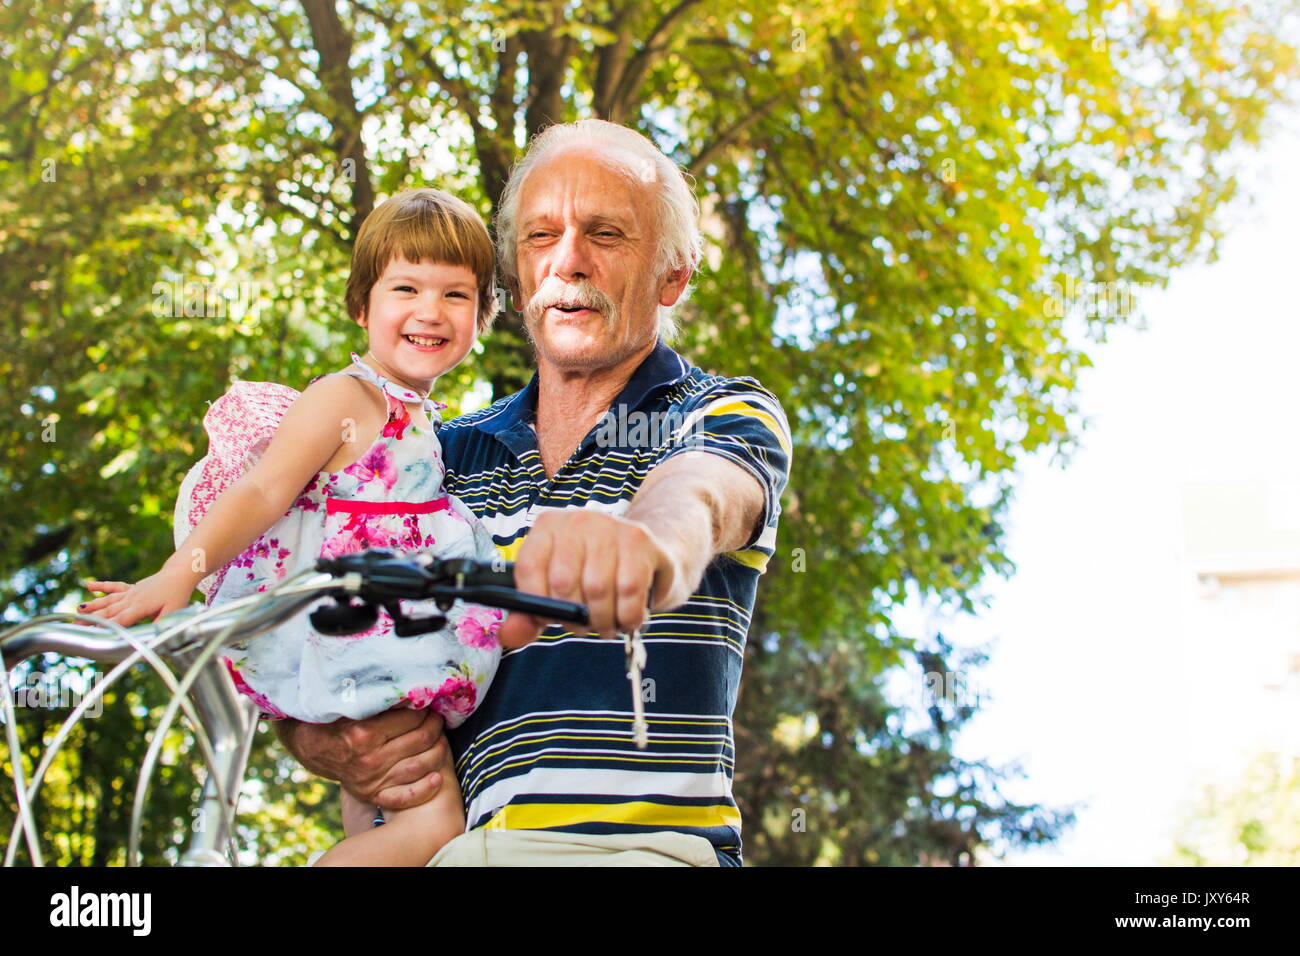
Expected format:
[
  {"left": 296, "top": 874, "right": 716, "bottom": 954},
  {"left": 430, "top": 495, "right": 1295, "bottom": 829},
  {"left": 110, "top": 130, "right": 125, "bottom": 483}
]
[{"left": 346, "top": 188, "right": 498, "bottom": 332}]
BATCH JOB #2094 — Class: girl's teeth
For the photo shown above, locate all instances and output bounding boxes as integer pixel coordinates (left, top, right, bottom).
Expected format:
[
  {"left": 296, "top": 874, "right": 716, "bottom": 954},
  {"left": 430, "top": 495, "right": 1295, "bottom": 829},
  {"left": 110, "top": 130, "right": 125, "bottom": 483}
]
[{"left": 405, "top": 335, "right": 445, "bottom": 347}]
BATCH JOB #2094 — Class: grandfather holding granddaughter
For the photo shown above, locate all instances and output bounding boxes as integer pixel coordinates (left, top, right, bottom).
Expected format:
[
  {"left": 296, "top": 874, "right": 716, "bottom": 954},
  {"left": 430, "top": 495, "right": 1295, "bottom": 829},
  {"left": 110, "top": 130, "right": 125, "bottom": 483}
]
[{"left": 95, "top": 117, "right": 792, "bottom": 866}]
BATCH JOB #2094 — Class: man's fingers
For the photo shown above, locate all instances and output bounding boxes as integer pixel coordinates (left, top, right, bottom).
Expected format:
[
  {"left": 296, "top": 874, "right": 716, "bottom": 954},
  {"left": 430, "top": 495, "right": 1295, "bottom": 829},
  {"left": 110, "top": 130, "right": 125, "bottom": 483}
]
[
  {"left": 363, "top": 704, "right": 437, "bottom": 747},
  {"left": 372, "top": 722, "right": 451, "bottom": 810},
  {"left": 358, "top": 710, "right": 444, "bottom": 787},
  {"left": 373, "top": 771, "right": 442, "bottom": 813},
  {"left": 497, "top": 611, "right": 546, "bottom": 649},
  {"left": 544, "top": 531, "right": 587, "bottom": 632},
  {"left": 504, "top": 516, "right": 563, "bottom": 646},
  {"left": 513, "top": 520, "right": 553, "bottom": 600},
  {"left": 615, "top": 549, "right": 654, "bottom": 636},
  {"left": 583, "top": 532, "right": 618, "bottom": 636}
]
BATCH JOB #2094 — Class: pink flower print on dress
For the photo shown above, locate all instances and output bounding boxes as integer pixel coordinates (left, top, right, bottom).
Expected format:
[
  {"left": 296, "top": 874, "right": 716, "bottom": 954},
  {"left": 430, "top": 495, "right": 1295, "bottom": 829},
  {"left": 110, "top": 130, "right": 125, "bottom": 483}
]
[
  {"left": 404, "top": 685, "right": 438, "bottom": 709},
  {"left": 223, "top": 658, "right": 290, "bottom": 719},
  {"left": 293, "top": 482, "right": 321, "bottom": 512},
  {"left": 321, "top": 513, "right": 396, "bottom": 558},
  {"left": 431, "top": 675, "right": 477, "bottom": 720},
  {"left": 382, "top": 403, "right": 412, "bottom": 441},
  {"left": 455, "top": 606, "right": 503, "bottom": 650},
  {"left": 344, "top": 444, "right": 397, "bottom": 490}
]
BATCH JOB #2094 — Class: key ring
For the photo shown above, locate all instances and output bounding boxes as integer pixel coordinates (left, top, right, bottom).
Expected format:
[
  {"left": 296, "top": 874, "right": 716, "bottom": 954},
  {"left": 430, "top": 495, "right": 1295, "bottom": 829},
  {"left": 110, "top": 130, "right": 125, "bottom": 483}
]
[{"left": 622, "top": 626, "right": 650, "bottom": 750}]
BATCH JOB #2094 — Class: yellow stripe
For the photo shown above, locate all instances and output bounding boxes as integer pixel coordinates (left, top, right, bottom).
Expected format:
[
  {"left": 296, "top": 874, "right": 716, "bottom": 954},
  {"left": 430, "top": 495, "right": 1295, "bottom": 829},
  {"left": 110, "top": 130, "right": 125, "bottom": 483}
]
[
  {"left": 496, "top": 538, "right": 524, "bottom": 561},
  {"left": 483, "top": 801, "right": 742, "bottom": 831},
  {"left": 724, "top": 548, "right": 770, "bottom": 572},
  {"left": 705, "top": 400, "right": 791, "bottom": 456}
]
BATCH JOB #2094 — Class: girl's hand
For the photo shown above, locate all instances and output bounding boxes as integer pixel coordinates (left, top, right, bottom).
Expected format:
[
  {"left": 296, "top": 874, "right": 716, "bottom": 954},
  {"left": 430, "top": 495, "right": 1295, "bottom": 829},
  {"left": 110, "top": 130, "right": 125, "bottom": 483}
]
[{"left": 79, "top": 569, "right": 197, "bottom": 627}]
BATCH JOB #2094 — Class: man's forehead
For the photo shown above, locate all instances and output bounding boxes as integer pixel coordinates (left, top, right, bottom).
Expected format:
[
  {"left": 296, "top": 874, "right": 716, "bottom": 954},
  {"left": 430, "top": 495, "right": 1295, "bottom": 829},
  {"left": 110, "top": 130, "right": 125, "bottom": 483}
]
[{"left": 517, "top": 147, "right": 649, "bottom": 223}]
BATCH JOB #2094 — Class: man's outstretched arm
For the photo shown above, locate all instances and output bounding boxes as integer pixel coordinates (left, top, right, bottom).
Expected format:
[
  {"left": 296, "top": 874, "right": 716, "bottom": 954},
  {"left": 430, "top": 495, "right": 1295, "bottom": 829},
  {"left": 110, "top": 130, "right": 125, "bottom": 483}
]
[{"left": 496, "top": 452, "right": 766, "bottom": 646}]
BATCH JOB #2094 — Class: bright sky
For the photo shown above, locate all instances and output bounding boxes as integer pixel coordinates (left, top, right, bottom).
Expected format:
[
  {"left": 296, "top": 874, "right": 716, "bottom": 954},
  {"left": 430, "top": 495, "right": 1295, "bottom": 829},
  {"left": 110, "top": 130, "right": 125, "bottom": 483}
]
[{"left": 908, "top": 105, "right": 1300, "bottom": 866}]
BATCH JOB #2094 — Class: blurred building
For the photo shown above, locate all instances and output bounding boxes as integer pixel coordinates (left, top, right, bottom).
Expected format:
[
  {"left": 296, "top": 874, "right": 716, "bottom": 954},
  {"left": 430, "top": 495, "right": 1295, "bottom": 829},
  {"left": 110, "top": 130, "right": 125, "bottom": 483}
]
[{"left": 1180, "top": 480, "right": 1300, "bottom": 770}]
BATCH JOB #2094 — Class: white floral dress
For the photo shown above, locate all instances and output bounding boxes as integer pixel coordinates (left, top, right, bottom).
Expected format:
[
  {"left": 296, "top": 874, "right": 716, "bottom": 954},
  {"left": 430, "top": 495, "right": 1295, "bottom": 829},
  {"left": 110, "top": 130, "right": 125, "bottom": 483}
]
[{"left": 207, "top": 355, "right": 503, "bottom": 726}]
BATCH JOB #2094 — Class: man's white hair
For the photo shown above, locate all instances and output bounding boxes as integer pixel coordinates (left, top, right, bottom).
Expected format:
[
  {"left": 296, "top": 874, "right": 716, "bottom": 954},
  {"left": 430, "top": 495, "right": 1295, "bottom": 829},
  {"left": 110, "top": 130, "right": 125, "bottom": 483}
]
[{"left": 495, "top": 119, "right": 703, "bottom": 342}]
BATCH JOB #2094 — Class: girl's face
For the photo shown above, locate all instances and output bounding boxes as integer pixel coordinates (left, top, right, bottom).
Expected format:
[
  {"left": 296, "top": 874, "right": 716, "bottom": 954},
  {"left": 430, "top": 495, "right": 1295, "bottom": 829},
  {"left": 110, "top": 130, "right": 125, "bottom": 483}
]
[{"left": 358, "top": 256, "right": 479, "bottom": 394}]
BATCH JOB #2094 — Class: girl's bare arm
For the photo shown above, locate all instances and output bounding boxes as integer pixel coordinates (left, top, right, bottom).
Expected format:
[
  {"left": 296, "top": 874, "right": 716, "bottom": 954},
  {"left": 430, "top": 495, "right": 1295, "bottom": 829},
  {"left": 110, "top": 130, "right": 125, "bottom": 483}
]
[
  {"left": 82, "top": 375, "right": 374, "bottom": 625},
  {"left": 315, "top": 768, "right": 466, "bottom": 867}
]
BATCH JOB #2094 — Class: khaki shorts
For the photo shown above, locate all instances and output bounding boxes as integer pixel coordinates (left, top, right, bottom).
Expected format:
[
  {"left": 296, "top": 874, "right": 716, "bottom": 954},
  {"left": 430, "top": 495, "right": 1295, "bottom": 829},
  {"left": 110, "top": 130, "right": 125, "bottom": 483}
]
[{"left": 425, "top": 828, "right": 722, "bottom": 867}]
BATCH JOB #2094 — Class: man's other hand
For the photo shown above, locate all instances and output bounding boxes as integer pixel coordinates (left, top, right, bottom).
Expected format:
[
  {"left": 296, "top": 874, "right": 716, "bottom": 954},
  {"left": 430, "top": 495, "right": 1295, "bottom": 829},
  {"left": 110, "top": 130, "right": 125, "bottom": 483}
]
[{"left": 276, "top": 707, "right": 451, "bottom": 811}]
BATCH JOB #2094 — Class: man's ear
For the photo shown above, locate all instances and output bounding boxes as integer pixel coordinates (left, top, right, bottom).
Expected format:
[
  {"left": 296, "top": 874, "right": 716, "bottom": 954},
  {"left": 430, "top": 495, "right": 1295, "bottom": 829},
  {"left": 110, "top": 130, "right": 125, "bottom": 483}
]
[
  {"left": 507, "top": 277, "right": 523, "bottom": 313},
  {"left": 658, "top": 264, "right": 693, "bottom": 308}
]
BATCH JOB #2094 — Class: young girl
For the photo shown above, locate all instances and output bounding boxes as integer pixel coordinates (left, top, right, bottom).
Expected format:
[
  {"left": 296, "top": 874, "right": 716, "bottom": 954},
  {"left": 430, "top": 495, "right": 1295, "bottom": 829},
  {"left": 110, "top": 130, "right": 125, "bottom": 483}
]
[{"left": 81, "top": 188, "right": 504, "bottom": 866}]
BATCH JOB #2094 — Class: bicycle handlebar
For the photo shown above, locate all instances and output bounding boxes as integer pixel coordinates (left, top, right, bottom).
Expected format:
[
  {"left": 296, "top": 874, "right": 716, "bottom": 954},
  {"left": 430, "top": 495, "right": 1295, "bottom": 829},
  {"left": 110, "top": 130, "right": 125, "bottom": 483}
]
[
  {"left": 0, "top": 548, "right": 587, "bottom": 868},
  {"left": 0, "top": 549, "right": 589, "bottom": 667}
]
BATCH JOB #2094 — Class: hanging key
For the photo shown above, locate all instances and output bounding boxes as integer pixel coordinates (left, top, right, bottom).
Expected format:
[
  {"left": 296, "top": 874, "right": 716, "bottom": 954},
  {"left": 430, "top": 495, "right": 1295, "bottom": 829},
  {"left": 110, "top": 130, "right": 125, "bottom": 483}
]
[{"left": 623, "top": 625, "right": 649, "bottom": 749}]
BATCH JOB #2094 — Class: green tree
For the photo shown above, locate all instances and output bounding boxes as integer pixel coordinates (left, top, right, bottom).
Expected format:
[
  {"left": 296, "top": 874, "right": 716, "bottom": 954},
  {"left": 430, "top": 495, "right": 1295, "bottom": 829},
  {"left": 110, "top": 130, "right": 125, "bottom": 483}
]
[
  {"left": 1165, "top": 752, "right": 1300, "bottom": 866},
  {"left": 2, "top": 0, "right": 1296, "bottom": 864}
]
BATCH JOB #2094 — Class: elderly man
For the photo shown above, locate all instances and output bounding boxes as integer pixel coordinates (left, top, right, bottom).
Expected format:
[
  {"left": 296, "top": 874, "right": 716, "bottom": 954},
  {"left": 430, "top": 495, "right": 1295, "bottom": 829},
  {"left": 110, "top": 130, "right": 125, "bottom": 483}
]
[{"left": 279, "top": 119, "right": 791, "bottom": 866}]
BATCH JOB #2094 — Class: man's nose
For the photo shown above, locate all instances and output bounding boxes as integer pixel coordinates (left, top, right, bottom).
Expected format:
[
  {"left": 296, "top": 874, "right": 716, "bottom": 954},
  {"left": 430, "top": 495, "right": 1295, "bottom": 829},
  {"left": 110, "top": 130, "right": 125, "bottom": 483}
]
[{"left": 548, "top": 226, "right": 593, "bottom": 282}]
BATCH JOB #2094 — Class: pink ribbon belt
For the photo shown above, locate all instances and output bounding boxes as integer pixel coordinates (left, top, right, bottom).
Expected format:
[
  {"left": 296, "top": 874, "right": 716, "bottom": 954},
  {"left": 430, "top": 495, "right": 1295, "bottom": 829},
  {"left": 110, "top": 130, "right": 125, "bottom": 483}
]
[{"left": 325, "top": 497, "right": 453, "bottom": 516}]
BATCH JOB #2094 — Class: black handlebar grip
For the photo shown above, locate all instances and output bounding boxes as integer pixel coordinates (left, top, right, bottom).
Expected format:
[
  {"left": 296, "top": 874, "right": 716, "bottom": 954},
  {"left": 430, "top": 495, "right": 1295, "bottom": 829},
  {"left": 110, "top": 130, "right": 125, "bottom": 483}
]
[{"left": 431, "top": 584, "right": 589, "bottom": 626}]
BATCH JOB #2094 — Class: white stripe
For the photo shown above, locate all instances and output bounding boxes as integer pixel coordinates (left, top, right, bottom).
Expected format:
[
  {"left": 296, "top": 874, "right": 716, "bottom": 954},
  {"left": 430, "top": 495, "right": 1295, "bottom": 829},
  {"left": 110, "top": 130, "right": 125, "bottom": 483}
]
[
  {"left": 750, "top": 523, "right": 777, "bottom": 553},
  {"left": 498, "top": 634, "right": 745, "bottom": 662},
  {"left": 672, "top": 389, "right": 788, "bottom": 443},
  {"left": 460, "top": 735, "right": 734, "bottom": 796},
  {"left": 465, "top": 767, "right": 735, "bottom": 825},
  {"left": 477, "top": 496, "right": 635, "bottom": 541},
  {"left": 461, "top": 707, "right": 729, "bottom": 741},
  {"left": 460, "top": 394, "right": 524, "bottom": 428}
]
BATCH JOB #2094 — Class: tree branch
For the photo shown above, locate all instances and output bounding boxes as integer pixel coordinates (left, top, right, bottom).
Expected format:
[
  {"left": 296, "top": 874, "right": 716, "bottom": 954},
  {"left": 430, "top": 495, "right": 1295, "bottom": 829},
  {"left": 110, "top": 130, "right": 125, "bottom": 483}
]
[
  {"left": 592, "top": 1, "right": 640, "bottom": 118},
  {"left": 607, "top": 0, "right": 705, "bottom": 121},
  {"left": 301, "top": 0, "right": 374, "bottom": 236},
  {"left": 686, "top": 91, "right": 784, "bottom": 177},
  {"left": 522, "top": 3, "right": 575, "bottom": 138}
]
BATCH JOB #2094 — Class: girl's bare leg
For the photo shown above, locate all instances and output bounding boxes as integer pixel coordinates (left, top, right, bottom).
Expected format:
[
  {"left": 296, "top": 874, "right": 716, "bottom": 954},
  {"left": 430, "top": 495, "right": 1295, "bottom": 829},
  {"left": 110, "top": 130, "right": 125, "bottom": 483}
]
[{"left": 316, "top": 770, "right": 465, "bottom": 866}]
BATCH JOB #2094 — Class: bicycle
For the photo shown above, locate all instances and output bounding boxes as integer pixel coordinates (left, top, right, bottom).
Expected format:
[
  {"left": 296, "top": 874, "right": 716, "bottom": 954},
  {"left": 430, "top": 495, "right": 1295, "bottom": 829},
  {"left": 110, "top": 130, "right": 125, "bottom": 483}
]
[{"left": 0, "top": 548, "right": 588, "bottom": 867}]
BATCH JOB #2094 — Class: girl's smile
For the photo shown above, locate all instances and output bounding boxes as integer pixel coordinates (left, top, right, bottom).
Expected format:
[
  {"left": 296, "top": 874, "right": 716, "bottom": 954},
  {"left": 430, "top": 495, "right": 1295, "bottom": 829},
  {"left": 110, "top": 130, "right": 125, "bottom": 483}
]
[{"left": 358, "top": 256, "right": 479, "bottom": 395}]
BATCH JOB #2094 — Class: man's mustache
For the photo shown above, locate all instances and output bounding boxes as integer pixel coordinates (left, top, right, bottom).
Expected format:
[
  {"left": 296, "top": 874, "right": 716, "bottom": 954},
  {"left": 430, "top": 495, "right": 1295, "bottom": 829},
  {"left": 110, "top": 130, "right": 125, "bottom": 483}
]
[{"left": 523, "top": 277, "right": 617, "bottom": 328}]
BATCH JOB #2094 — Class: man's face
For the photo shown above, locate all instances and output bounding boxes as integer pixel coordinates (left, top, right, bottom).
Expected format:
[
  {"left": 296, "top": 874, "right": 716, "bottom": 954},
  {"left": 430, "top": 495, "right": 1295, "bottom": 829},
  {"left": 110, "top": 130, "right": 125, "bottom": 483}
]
[{"left": 513, "top": 144, "right": 688, "bottom": 373}]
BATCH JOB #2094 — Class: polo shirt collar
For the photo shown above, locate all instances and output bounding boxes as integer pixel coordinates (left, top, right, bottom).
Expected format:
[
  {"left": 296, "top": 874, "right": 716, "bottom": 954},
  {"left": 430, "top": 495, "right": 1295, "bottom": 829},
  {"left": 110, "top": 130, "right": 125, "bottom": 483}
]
[{"left": 473, "top": 338, "right": 692, "bottom": 438}]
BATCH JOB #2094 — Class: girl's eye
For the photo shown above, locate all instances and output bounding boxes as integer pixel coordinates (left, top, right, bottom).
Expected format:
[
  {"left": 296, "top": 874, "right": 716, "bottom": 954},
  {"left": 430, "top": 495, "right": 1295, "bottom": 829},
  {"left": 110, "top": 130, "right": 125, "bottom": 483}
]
[{"left": 394, "top": 284, "right": 417, "bottom": 293}]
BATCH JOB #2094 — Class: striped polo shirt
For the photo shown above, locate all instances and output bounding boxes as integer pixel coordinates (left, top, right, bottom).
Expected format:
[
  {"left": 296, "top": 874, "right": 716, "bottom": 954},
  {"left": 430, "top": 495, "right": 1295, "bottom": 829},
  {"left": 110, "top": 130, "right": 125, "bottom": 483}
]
[{"left": 439, "top": 339, "right": 791, "bottom": 865}]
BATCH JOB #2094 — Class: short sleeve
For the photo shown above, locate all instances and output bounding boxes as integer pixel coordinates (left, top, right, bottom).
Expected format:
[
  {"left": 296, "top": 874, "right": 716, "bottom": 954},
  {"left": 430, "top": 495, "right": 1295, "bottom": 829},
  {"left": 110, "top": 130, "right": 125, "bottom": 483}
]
[{"left": 662, "top": 377, "right": 793, "bottom": 571}]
